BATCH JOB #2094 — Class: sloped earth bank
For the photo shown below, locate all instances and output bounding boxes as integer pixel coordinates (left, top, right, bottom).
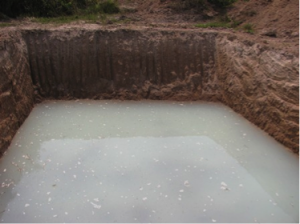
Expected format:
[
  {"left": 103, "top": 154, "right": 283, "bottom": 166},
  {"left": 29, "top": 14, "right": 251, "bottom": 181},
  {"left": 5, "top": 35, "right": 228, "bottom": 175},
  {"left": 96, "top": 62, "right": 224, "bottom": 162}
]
[
  {"left": 0, "top": 31, "right": 34, "bottom": 156},
  {"left": 0, "top": 26, "right": 298, "bottom": 156}
]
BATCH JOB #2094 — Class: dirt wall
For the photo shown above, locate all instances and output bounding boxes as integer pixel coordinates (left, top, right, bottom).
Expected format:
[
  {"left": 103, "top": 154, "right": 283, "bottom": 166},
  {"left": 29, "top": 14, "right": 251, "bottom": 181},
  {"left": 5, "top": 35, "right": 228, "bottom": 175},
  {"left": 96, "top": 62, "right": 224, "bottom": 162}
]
[
  {"left": 216, "top": 34, "right": 299, "bottom": 152},
  {"left": 0, "top": 30, "right": 34, "bottom": 156},
  {"left": 22, "top": 28, "right": 219, "bottom": 101},
  {"left": 0, "top": 27, "right": 298, "bottom": 154}
]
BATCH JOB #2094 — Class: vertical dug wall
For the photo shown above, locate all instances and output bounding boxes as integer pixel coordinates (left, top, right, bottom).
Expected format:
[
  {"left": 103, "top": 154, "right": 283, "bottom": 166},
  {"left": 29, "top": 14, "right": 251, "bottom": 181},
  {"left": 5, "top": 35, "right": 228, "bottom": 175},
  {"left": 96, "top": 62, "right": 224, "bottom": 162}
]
[
  {"left": 0, "top": 30, "right": 34, "bottom": 156},
  {"left": 22, "top": 28, "right": 219, "bottom": 101},
  {"left": 0, "top": 27, "right": 298, "bottom": 154}
]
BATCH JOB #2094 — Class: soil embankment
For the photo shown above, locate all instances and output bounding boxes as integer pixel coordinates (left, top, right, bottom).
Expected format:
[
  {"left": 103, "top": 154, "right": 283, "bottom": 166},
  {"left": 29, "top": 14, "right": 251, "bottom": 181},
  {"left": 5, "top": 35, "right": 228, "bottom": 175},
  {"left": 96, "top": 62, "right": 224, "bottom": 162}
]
[
  {"left": 217, "top": 34, "right": 299, "bottom": 152},
  {"left": 0, "top": 31, "right": 34, "bottom": 155}
]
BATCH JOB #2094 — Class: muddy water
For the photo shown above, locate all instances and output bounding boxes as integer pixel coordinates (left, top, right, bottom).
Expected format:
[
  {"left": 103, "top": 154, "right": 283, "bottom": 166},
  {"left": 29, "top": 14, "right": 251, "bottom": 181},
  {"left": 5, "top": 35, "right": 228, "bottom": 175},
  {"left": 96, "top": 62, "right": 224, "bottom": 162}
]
[{"left": 0, "top": 100, "right": 298, "bottom": 223}]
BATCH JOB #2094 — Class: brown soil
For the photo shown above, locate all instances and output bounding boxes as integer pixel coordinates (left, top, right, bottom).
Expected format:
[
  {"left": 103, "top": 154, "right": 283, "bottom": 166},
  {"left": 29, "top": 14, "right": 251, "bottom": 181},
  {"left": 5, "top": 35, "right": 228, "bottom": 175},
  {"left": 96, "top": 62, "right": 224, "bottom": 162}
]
[
  {"left": 0, "top": 0, "right": 300, "bottom": 52},
  {"left": 0, "top": 0, "right": 298, "bottom": 55},
  {"left": 116, "top": 0, "right": 299, "bottom": 55}
]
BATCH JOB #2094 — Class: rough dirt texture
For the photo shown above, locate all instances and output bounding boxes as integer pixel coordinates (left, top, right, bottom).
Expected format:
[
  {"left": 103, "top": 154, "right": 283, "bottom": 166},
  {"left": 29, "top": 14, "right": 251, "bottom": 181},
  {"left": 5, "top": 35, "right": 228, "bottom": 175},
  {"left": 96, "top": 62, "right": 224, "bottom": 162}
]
[
  {"left": 228, "top": 0, "right": 299, "bottom": 39},
  {"left": 0, "top": 30, "right": 34, "bottom": 156},
  {"left": 22, "top": 28, "right": 218, "bottom": 101},
  {"left": 216, "top": 33, "right": 299, "bottom": 153},
  {"left": 0, "top": 26, "right": 298, "bottom": 154},
  {"left": 117, "top": 0, "right": 299, "bottom": 55}
]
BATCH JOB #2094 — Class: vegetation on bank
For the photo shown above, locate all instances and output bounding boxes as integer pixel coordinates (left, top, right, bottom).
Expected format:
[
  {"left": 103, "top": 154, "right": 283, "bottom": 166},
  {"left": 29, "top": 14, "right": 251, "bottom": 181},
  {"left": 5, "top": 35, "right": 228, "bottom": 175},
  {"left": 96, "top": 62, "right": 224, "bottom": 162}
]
[
  {"left": 195, "top": 21, "right": 231, "bottom": 28},
  {"left": 242, "top": 23, "right": 254, "bottom": 34},
  {"left": 0, "top": 0, "right": 119, "bottom": 18},
  {"left": 191, "top": 0, "right": 237, "bottom": 8},
  {"left": 0, "top": 0, "right": 237, "bottom": 18},
  {"left": 177, "top": 0, "right": 253, "bottom": 32},
  {"left": 196, "top": 20, "right": 254, "bottom": 33},
  {"left": 169, "top": 0, "right": 237, "bottom": 11},
  {"left": 0, "top": 0, "right": 252, "bottom": 32},
  {"left": 0, "top": 22, "right": 14, "bottom": 27}
]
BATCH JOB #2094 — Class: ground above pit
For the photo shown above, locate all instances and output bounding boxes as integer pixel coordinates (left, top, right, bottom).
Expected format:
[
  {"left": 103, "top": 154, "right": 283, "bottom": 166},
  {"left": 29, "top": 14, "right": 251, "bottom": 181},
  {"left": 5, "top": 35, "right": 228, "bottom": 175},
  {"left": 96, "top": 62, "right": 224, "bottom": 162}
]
[{"left": 0, "top": 0, "right": 298, "bottom": 55}]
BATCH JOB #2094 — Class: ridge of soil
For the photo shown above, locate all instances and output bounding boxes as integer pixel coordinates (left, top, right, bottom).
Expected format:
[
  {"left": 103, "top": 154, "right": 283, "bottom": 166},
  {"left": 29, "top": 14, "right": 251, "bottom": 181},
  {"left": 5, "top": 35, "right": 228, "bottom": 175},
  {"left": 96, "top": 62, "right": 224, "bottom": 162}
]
[{"left": 0, "top": 0, "right": 299, "bottom": 55}]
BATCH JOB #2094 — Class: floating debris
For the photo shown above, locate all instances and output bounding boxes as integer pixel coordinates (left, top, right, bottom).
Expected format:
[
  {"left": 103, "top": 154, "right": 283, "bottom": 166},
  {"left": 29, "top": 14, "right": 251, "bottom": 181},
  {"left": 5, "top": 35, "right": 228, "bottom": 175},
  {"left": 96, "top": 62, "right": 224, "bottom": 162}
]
[
  {"left": 184, "top": 180, "right": 190, "bottom": 187},
  {"left": 90, "top": 202, "right": 101, "bottom": 209},
  {"left": 220, "top": 182, "right": 229, "bottom": 191}
]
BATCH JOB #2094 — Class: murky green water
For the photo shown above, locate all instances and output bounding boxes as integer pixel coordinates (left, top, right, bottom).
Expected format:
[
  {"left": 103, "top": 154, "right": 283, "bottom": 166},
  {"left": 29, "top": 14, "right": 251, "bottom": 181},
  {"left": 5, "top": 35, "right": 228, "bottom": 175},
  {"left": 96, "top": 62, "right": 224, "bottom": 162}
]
[{"left": 0, "top": 100, "right": 298, "bottom": 222}]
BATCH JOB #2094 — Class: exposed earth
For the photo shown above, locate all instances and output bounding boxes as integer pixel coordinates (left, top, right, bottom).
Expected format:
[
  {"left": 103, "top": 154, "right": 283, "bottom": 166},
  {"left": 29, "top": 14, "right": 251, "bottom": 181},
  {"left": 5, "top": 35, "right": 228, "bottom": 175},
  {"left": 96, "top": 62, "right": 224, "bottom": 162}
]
[
  {"left": 1, "top": 0, "right": 299, "bottom": 55},
  {"left": 120, "top": 0, "right": 300, "bottom": 55}
]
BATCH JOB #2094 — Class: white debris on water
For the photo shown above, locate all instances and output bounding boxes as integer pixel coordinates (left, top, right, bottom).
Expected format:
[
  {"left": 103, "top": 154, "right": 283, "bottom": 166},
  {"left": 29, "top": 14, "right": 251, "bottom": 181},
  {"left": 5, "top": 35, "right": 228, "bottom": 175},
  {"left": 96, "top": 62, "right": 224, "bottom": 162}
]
[
  {"left": 90, "top": 202, "right": 101, "bottom": 209},
  {"left": 184, "top": 180, "right": 190, "bottom": 187},
  {"left": 0, "top": 100, "right": 298, "bottom": 223}
]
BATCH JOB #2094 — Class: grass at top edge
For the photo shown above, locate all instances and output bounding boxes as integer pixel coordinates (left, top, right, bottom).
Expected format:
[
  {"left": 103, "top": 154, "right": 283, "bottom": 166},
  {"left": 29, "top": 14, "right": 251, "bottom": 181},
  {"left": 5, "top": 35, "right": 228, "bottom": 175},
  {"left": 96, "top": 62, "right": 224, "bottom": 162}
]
[
  {"left": 0, "top": 22, "right": 15, "bottom": 27},
  {"left": 195, "top": 20, "right": 254, "bottom": 34},
  {"left": 195, "top": 21, "right": 231, "bottom": 28},
  {"left": 33, "top": 14, "right": 101, "bottom": 24}
]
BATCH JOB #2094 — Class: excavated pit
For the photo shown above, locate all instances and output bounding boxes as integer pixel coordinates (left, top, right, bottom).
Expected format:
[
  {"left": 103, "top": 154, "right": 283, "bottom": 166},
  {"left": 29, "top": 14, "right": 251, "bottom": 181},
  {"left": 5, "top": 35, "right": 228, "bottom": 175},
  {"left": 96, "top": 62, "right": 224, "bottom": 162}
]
[{"left": 0, "top": 27, "right": 299, "bottom": 156}]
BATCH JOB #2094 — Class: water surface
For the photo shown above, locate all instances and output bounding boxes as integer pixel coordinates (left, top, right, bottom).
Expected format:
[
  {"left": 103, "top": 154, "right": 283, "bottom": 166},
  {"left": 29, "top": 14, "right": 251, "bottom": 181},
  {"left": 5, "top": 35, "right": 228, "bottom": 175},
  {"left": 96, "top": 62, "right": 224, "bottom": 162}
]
[{"left": 0, "top": 100, "right": 298, "bottom": 222}]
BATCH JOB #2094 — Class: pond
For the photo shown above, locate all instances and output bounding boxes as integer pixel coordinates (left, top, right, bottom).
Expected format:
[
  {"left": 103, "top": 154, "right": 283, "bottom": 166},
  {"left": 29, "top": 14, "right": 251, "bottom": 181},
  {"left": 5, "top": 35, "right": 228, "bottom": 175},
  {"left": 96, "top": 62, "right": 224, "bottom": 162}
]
[{"left": 0, "top": 100, "right": 298, "bottom": 222}]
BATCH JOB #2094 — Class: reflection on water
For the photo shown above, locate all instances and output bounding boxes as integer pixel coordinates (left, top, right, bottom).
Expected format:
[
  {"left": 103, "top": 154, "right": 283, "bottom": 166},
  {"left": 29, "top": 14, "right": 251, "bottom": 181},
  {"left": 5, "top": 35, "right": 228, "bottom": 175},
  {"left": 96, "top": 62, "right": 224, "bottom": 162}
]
[{"left": 0, "top": 100, "right": 298, "bottom": 222}]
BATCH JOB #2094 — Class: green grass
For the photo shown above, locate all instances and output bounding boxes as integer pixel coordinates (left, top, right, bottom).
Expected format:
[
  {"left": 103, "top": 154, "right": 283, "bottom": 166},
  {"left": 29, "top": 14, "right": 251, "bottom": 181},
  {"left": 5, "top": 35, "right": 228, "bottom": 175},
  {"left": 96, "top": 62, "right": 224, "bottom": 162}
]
[
  {"left": 1, "top": 0, "right": 120, "bottom": 18},
  {"left": 243, "top": 23, "right": 254, "bottom": 34},
  {"left": 195, "top": 19, "right": 253, "bottom": 34},
  {"left": 33, "top": 13, "right": 131, "bottom": 25},
  {"left": 33, "top": 14, "right": 99, "bottom": 24},
  {"left": 231, "top": 20, "right": 243, "bottom": 28},
  {"left": 0, "top": 22, "right": 13, "bottom": 27},
  {"left": 195, "top": 14, "right": 243, "bottom": 29},
  {"left": 31, "top": 0, "right": 121, "bottom": 25},
  {"left": 195, "top": 21, "right": 231, "bottom": 28}
]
